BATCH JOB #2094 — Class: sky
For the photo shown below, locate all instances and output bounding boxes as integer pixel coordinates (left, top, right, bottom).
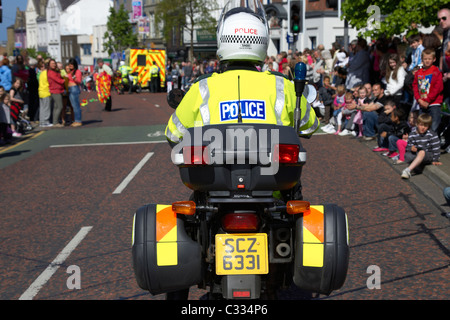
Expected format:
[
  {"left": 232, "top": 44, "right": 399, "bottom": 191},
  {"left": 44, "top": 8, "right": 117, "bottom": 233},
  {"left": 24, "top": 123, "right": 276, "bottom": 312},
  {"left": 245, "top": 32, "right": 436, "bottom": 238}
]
[{"left": 0, "top": 0, "right": 29, "bottom": 42}]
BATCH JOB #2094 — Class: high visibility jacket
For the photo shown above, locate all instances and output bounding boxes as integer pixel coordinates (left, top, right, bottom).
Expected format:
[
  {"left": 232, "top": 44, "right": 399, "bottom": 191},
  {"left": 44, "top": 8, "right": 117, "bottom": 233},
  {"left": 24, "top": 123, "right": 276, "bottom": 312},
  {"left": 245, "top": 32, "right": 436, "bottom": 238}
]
[
  {"left": 165, "top": 69, "right": 319, "bottom": 144},
  {"left": 150, "top": 65, "right": 159, "bottom": 78},
  {"left": 119, "top": 65, "right": 132, "bottom": 77}
]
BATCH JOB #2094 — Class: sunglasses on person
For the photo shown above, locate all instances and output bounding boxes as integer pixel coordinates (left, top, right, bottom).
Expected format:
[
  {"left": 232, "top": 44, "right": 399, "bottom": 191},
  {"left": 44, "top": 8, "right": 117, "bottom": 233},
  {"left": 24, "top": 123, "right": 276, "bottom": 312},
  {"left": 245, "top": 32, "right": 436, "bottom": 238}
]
[{"left": 438, "top": 16, "right": 447, "bottom": 21}]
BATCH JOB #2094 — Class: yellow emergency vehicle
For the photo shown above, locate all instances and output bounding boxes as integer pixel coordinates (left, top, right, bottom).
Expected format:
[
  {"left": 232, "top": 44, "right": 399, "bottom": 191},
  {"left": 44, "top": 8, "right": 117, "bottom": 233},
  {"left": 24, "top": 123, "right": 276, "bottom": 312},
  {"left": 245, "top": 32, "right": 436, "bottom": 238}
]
[{"left": 125, "top": 48, "right": 166, "bottom": 91}]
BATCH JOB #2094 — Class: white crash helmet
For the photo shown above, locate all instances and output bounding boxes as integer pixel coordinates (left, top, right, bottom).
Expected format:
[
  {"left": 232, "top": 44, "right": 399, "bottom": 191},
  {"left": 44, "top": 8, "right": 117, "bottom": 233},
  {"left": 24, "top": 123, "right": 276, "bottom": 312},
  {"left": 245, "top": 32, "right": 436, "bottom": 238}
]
[{"left": 217, "top": 0, "right": 269, "bottom": 63}]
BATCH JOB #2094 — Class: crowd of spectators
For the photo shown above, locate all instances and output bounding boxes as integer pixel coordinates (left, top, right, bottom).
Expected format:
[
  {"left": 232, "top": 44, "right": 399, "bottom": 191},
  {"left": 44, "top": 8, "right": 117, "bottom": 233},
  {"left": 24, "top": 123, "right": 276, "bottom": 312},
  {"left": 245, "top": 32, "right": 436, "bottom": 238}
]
[
  {"left": 166, "top": 59, "right": 221, "bottom": 92},
  {"left": 164, "top": 8, "right": 449, "bottom": 180},
  {"left": 277, "top": 8, "right": 449, "bottom": 179},
  {"left": 0, "top": 51, "right": 92, "bottom": 145},
  {"left": 2, "top": 8, "right": 449, "bottom": 181}
]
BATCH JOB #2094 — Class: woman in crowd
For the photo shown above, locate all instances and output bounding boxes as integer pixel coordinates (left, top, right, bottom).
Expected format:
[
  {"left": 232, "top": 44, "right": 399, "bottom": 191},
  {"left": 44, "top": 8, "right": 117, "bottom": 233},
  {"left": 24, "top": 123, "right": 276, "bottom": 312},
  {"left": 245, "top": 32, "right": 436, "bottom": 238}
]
[
  {"left": 384, "top": 53, "right": 407, "bottom": 106},
  {"left": 47, "top": 59, "right": 65, "bottom": 127},
  {"left": 66, "top": 58, "right": 83, "bottom": 127}
]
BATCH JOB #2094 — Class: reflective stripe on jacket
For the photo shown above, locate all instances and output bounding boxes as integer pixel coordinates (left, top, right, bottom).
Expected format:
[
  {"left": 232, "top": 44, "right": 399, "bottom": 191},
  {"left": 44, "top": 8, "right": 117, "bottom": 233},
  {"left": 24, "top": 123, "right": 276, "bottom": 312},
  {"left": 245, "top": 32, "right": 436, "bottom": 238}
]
[{"left": 165, "top": 69, "right": 319, "bottom": 143}]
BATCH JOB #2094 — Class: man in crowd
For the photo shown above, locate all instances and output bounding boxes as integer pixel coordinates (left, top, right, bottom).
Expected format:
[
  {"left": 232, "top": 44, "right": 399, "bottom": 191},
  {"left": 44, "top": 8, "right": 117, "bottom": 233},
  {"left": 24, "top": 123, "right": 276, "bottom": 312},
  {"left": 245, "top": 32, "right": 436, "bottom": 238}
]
[{"left": 361, "top": 83, "right": 387, "bottom": 140}]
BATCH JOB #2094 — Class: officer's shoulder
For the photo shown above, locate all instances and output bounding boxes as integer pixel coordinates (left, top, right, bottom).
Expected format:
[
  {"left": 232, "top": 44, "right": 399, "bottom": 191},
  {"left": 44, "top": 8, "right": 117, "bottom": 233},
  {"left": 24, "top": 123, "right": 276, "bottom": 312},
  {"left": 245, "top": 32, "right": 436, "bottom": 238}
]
[
  {"left": 193, "top": 72, "right": 215, "bottom": 84},
  {"left": 268, "top": 70, "right": 290, "bottom": 80}
]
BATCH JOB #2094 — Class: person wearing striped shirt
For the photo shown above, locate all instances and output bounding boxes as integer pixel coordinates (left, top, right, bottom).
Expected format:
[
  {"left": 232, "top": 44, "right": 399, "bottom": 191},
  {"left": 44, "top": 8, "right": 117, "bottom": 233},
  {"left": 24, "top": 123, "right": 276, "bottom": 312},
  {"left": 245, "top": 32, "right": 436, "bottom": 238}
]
[{"left": 401, "top": 113, "right": 442, "bottom": 179}]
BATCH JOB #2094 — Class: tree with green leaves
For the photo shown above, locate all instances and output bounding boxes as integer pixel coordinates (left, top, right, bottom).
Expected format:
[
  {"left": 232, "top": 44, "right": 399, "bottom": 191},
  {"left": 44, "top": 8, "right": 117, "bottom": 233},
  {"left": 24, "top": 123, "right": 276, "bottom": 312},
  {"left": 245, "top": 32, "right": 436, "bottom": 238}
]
[
  {"left": 25, "top": 48, "right": 51, "bottom": 60},
  {"left": 103, "top": 4, "right": 139, "bottom": 56},
  {"left": 156, "top": 0, "right": 219, "bottom": 62},
  {"left": 341, "top": 0, "right": 449, "bottom": 38}
]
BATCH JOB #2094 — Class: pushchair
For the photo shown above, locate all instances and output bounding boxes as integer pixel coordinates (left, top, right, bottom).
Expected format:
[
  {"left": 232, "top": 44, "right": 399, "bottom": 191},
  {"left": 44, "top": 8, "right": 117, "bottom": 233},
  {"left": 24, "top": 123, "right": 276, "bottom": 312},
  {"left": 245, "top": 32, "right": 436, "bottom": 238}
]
[{"left": 10, "top": 102, "right": 33, "bottom": 135}]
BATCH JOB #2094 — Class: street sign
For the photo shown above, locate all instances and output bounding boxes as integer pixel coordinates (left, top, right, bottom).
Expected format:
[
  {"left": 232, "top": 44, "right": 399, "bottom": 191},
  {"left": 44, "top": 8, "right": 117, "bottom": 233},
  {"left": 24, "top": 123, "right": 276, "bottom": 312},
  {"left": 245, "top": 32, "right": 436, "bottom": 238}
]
[
  {"left": 286, "top": 34, "right": 294, "bottom": 44},
  {"left": 286, "top": 34, "right": 298, "bottom": 44}
]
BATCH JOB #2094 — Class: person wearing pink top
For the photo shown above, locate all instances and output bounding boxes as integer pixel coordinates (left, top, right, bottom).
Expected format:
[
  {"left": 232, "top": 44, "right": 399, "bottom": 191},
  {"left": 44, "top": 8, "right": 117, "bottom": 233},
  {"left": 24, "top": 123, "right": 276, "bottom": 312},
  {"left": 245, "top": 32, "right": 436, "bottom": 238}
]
[
  {"left": 66, "top": 58, "right": 83, "bottom": 127},
  {"left": 47, "top": 59, "right": 65, "bottom": 127}
]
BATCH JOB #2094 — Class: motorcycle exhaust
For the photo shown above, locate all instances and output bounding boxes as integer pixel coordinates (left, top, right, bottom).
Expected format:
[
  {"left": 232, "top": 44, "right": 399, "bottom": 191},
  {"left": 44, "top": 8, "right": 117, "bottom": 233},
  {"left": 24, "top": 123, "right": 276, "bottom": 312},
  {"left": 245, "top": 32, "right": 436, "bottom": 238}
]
[
  {"left": 275, "top": 228, "right": 290, "bottom": 242},
  {"left": 276, "top": 243, "right": 291, "bottom": 258}
]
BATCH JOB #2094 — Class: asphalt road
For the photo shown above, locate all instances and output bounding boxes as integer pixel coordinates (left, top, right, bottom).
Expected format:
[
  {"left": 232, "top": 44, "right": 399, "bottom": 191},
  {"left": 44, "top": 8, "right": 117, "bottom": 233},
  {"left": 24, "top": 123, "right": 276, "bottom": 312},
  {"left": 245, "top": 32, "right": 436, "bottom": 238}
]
[{"left": 0, "top": 90, "right": 448, "bottom": 301}]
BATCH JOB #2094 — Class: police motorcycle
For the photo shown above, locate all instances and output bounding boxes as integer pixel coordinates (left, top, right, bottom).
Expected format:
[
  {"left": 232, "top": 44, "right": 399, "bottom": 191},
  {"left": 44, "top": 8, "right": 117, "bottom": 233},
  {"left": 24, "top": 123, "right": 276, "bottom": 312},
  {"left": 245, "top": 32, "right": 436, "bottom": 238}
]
[
  {"left": 132, "top": 65, "right": 349, "bottom": 300},
  {"left": 132, "top": 1, "right": 349, "bottom": 300}
]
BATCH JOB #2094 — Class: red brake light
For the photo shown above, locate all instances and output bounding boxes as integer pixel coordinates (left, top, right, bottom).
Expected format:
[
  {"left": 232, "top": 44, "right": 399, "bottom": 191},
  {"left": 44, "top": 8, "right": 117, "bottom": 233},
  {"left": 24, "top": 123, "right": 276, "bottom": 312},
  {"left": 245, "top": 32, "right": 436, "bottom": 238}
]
[
  {"left": 222, "top": 213, "right": 259, "bottom": 232},
  {"left": 233, "top": 290, "right": 251, "bottom": 298},
  {"left": 183, "top": 146, "right": 208, "bottom": 165},
  {"left": 274, "top": 144, "right": 299, "bottom": 163}
]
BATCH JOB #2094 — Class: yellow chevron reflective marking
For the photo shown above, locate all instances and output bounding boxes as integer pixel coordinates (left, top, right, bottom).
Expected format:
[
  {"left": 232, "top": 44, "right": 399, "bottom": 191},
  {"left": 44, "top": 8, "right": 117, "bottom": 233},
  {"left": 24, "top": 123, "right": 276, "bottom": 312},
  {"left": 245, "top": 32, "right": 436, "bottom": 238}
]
[
  {"left": 303, "top": 227, "right": 322, "bottom": 244},
  {"left": 159, "top": 225, "right": 177, "bottom": 243},
  {"left": 157, "top": 242, "right": 178, "bottom": 266},
  {"left": 156, "top": 205, "right": 178, "bottom": 266},
  {"left": 302, "top": 205, "right": 325, "bottom": 267},
  {"left": 303, "top": 243, "right": 324, "bottom": 268}
]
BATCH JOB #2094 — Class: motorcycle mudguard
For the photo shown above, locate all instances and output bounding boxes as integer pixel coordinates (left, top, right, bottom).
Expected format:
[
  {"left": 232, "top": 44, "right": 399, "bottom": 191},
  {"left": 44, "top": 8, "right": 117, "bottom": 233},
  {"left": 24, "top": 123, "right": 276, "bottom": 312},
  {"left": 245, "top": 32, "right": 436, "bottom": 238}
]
[
  {"left": 132, "top": 204, "right": 202, "bottom": 295},
  {"left": 293, "top": 204, "right": 349, "bottom": 295}
]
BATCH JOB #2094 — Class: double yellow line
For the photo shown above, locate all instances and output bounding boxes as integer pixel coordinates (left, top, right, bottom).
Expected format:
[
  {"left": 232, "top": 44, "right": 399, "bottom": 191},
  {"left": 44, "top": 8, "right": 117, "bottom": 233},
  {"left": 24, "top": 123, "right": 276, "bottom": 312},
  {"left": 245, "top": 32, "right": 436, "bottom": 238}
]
[{"left": 0, "top": 131, "right": 45, "bottom": 154}]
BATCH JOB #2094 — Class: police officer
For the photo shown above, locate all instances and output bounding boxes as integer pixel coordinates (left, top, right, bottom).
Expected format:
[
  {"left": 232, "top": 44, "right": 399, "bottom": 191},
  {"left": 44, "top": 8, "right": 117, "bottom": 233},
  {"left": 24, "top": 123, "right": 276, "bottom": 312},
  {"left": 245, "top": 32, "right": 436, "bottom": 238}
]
[
  {"left": 165, "top": 0, "right": 319, "bottom": 200},
  {"left": 119, "top": 61, "right": 132, "bottom": 94},
  {"left": 150, "top": 61, "right": 159, "bottom": 93}
]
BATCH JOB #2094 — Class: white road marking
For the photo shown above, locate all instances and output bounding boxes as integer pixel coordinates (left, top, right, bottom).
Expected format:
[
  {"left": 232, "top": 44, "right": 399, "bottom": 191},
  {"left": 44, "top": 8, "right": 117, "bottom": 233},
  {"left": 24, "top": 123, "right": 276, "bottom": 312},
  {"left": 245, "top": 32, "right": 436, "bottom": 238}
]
[
  {"left": 50, "top": 141, "right": 166, "bottom": 148},
  {"left": 19, "top": 226, "right": 93, "bottom": 300},
  {"left": 147, "top": 131, "right": 164, "bottom": 138},
  {"left": 113, "top": 152, "right": 154, "bottom": 195}
]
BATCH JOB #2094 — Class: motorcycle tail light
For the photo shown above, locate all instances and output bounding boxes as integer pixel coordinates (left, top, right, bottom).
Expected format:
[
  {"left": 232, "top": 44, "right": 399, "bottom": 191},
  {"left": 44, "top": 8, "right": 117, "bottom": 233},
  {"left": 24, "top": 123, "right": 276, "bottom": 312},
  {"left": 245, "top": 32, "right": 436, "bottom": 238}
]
[
  {"left": 286, "top": 201, "right": 310, "bottom": 215},
  {"left": 172, "top": 201, "right": 196, "bottom": 215},
  {"left": 222, "top": 213, "right": 259, "bottom": 232},
  {"left": 183, "top": 146, "right": 208, "bottom": 165},
  {"left": 274, "top": 144, "right": 300, "bottom": 163},
  {"left": 233, "top": 290, "right": 251, "bottom": 298}
]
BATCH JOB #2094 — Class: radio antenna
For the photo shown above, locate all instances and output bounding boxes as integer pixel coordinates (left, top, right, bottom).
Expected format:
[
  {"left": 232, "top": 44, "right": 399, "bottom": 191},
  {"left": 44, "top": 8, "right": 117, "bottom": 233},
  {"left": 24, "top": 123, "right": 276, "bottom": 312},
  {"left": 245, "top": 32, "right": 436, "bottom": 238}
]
[{"left": 237, "top": 76, "right": 243, "bottom": 123}]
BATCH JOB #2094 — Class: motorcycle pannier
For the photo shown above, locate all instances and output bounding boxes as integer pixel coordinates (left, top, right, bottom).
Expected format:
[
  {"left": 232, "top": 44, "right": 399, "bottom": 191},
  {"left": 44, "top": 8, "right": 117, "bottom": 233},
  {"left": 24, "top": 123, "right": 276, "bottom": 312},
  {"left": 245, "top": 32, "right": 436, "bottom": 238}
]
[
  {"left": 132, "top": 204, "right": 202, "bottom": 295},
  {"left": 293, "top": 204, "right": 349, "bottom": 295}
]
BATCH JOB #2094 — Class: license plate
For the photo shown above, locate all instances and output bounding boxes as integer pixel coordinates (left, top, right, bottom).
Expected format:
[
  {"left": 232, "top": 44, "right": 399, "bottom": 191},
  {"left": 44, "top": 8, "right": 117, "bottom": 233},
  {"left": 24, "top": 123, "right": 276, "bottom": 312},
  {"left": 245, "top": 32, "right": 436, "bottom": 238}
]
[{"left": 215, "top": 234, "right": 268, "bottom": 275}]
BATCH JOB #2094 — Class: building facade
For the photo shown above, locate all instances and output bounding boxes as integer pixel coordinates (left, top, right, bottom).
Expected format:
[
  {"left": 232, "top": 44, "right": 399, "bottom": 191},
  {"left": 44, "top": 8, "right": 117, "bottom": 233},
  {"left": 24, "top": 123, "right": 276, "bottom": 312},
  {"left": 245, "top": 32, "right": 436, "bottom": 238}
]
[
  {"left": 19, "top": 0, "right": 359, "bottom": 65},
  {"left": 36, "top": 1, "right": 50, "bottom": 53},
  {"left": 26, "top": 0, "right": 40, "bottom": 50},
  {"left": 46, "top": 0, "right": 76, "bottom": 61},
  {"left": 7, "top": 8, "right": 27, "bottom": 56},
  {"left": 262, "top": 0, "right": 359, "bottom": 55},
  {"left": 22, "top": 0, "right": 111, "bottom": 67}
]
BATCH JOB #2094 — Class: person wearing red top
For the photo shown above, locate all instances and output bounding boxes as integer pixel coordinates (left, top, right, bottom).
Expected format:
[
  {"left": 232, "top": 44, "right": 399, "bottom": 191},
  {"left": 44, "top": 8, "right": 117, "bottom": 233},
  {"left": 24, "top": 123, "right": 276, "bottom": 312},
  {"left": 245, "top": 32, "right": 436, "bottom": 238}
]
[
  {"left": 47, "top": 59, "right": 65, "bottom": 127},
  {"left": 66, "top": 58, "right": 83, "bottom": 127},
  {"left": 277, "top": 51, "right": 288, "bottom": 73},
  {"left": 413, "top": 48, "right": 444, "bottom": 134}
]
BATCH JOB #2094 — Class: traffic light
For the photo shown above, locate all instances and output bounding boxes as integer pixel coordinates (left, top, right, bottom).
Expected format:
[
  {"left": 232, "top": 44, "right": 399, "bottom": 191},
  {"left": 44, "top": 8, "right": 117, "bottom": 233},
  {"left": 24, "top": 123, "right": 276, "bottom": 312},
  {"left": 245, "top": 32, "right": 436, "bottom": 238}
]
[
  {"left": 0, "top": 0, "right": 2, "bottom": 23},
  {"left": 290, "top": 1, "right": 302, "bottom": 34}
]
